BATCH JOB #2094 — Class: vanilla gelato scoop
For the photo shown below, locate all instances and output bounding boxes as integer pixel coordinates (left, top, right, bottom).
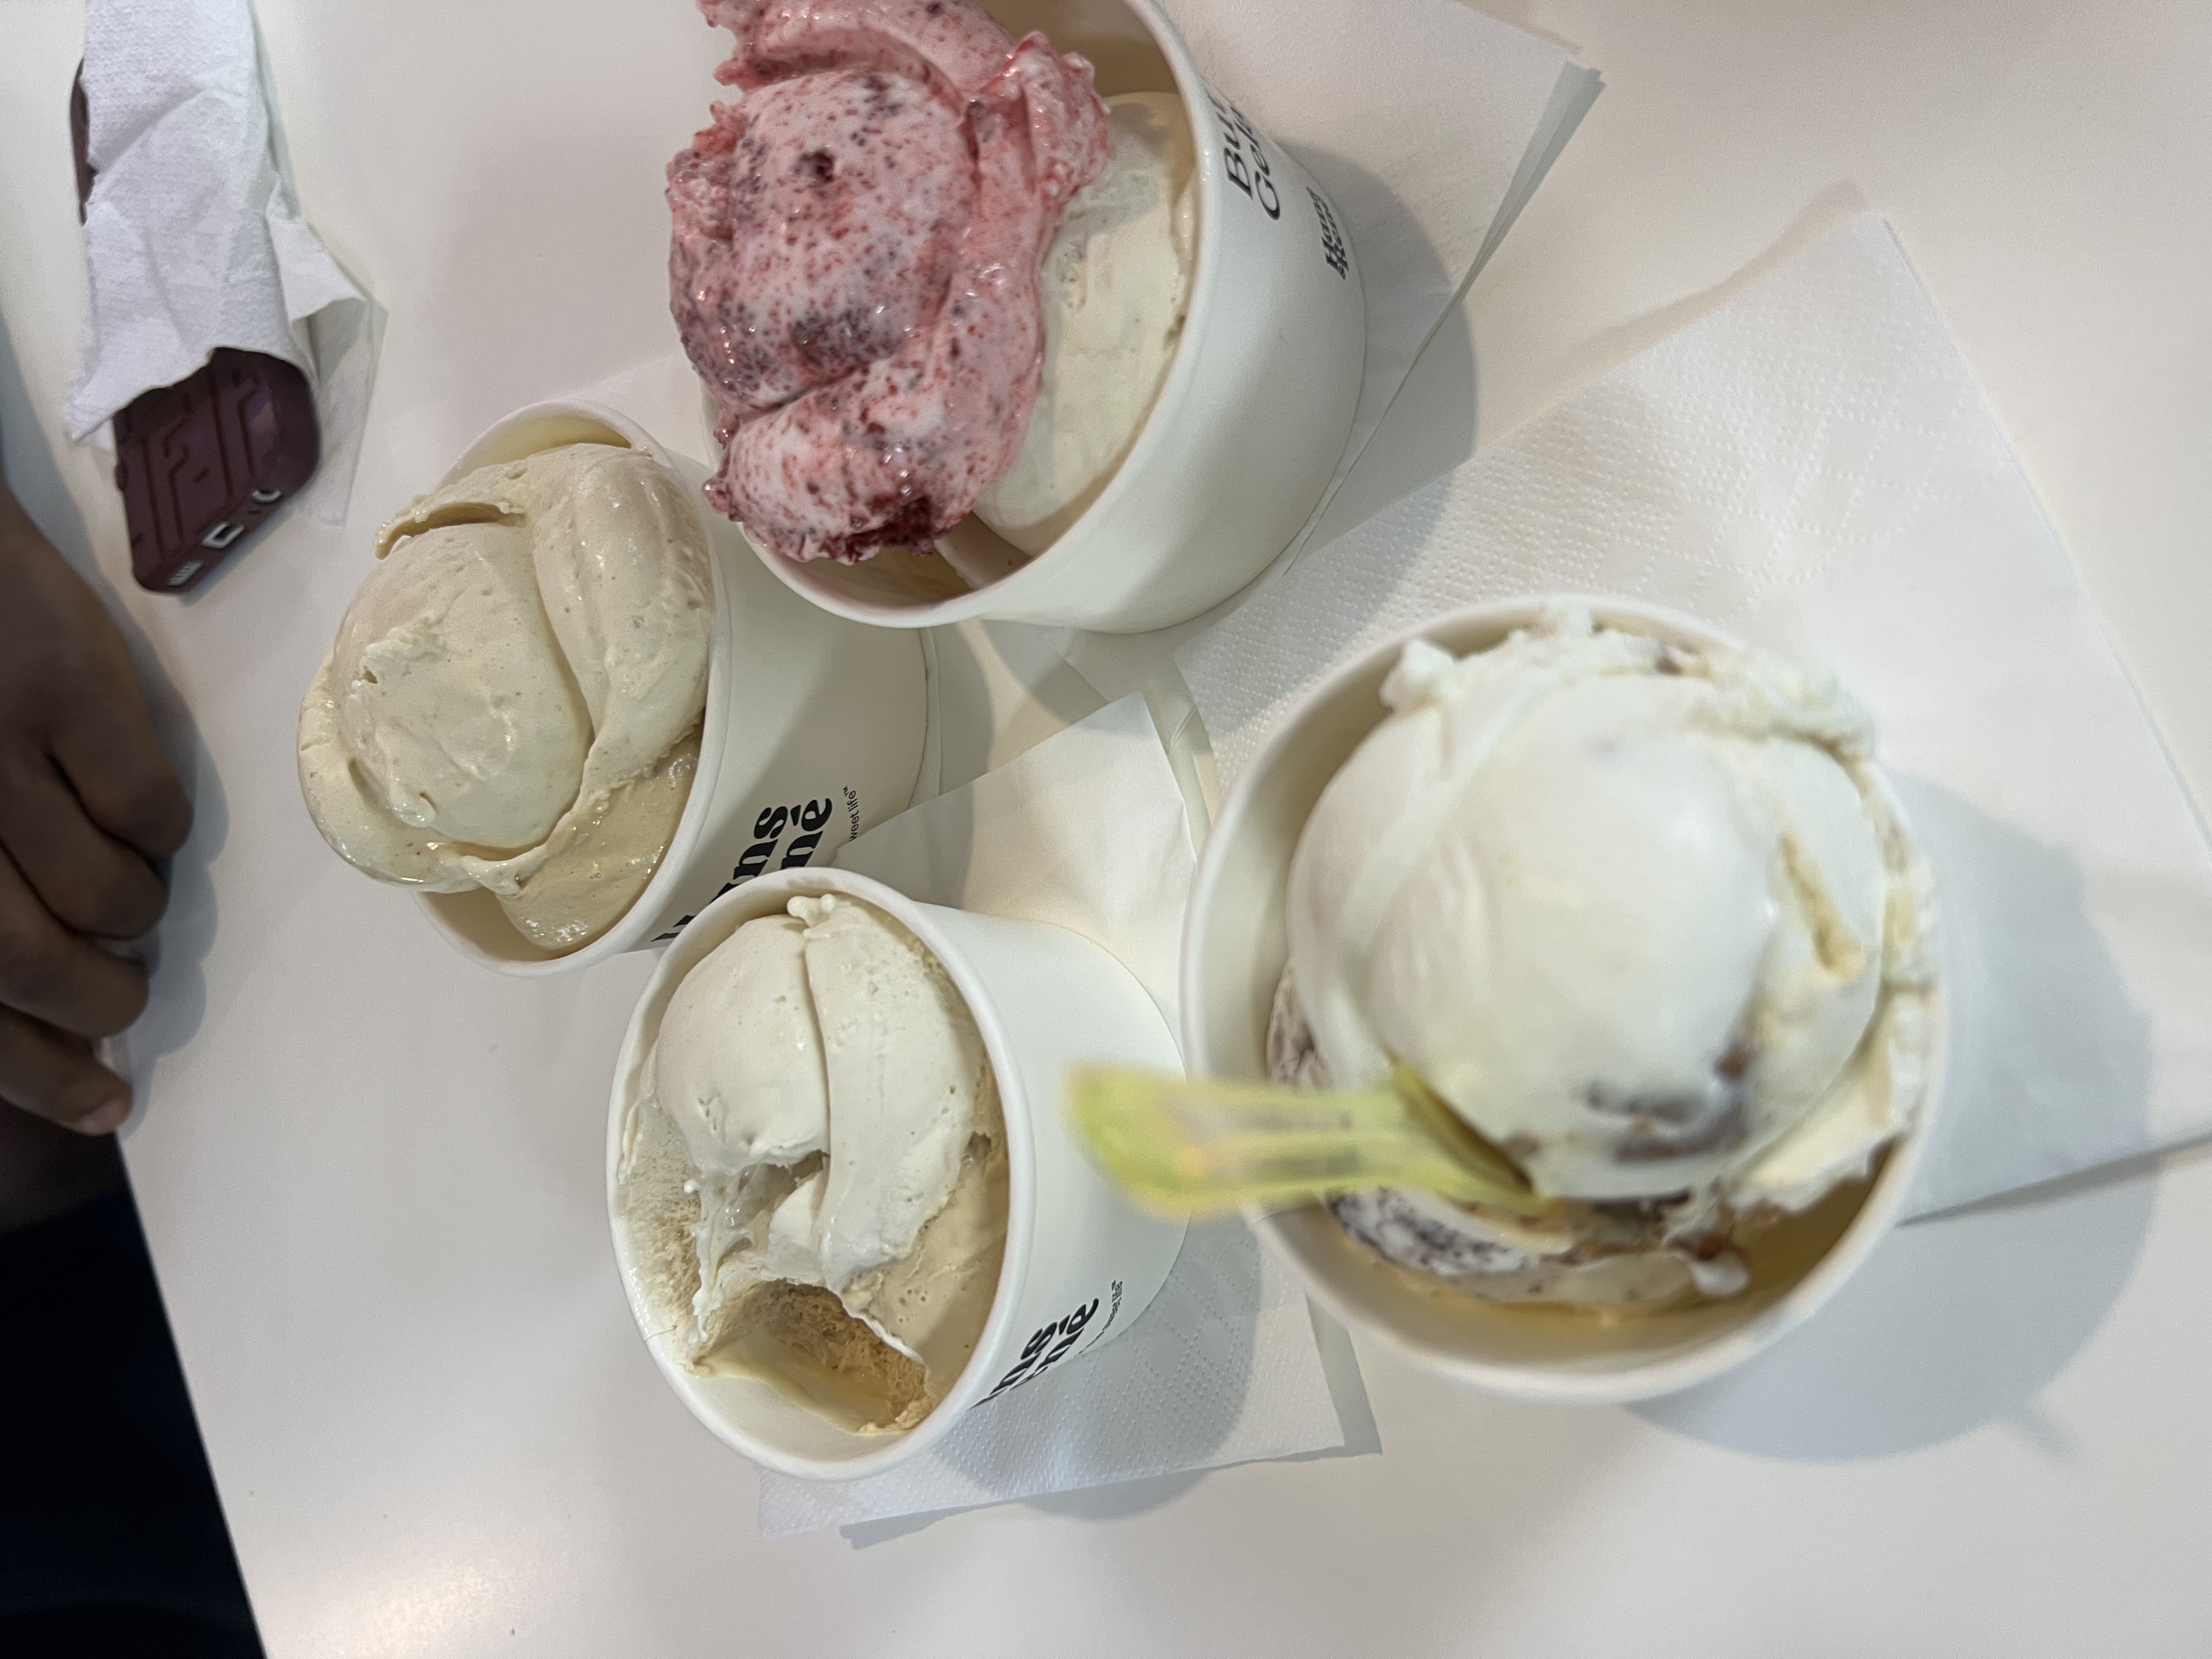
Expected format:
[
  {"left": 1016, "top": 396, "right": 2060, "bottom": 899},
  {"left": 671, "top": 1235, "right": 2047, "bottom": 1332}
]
[
  {"left": 1279, "top": 608, "right": 1936, "bottom": 1304},
  {"left": 637, "top": 893, "right": 1007, "bottom": 1432},
  {"left": 970, "top": 91, "right": 1197, "bottom": 557},
  {"left": 297, "top": 443, "right": 712, "bottom": 951}
]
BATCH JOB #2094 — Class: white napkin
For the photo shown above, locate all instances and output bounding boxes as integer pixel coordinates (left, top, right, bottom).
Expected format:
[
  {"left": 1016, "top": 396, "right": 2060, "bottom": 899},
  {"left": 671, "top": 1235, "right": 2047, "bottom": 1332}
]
[
  {"left": 755, "top": 1223, "right": 1344, "bottom": 1537},
  {"left": 833, "top": 693, "right": 1193, "bottom": 1025},
  {"left": 1061, "top": 0, "right": 1593, "bottom": 709},
  {"left": 1178, "top": 213, "right": 2212, "bottom": 1217},
  {"left": 66, "top": 0, "right": 375, "bottom": 525},
  {"left": 748, "top": 697, "right": 1358, "bottom": 1535},
  {"left": 1162, "top": 0, "right": 1600, "bottom": 507}
]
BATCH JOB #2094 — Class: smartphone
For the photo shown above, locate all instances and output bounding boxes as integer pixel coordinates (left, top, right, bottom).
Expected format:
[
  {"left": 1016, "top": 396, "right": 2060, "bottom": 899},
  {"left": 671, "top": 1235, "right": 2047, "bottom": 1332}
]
[{"left": 109, "top": 352, "right": 321, "bottom": 593}]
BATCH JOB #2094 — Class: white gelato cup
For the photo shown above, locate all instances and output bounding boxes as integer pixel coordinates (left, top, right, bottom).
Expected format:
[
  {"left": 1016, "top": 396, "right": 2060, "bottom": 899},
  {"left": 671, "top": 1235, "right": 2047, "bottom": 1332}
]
[
  {"left": 1182, "top": 596, "right": 1949, "bottom": 1406},
  {"left": 410, "top": 402, "right": 928, "bottom": 975},
  {"left": 608, "top": 867, "right": 1189, "bottom": 1480},
  {"left": 726, "top": 0, "right": 1367, "bottom": 635}
]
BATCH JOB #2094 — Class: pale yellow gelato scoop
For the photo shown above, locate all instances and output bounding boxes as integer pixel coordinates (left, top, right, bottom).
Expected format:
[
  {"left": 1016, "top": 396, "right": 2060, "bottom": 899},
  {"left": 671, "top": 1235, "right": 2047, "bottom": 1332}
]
[
  {"left": 970, "top": 91, "right": 1198, "bottom": 556},
  {"left": 297, "top": 442, "right": 713, "bottom": 951},
  {"left": 628, "top": 893, "right": 1008, "bottom": 1434}
]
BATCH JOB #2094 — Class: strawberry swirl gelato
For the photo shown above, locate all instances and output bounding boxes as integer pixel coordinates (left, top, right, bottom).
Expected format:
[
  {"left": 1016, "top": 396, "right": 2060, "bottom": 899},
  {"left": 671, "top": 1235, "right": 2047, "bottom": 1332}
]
[{"left": 669, "top": 0, "right": 1111, "bottom": 564}]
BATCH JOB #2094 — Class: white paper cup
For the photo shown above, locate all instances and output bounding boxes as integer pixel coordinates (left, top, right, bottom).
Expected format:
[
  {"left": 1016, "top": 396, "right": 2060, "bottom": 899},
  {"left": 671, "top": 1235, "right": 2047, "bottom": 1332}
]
[
  {"left": 607, "top": 867, "right": 1189, "bottom": 1480},
  {"left": 719, "top": 0, "right": 1367, "bottom": 635},
  {"left": 1182, "top": 596, "right": 1950, "bottom": 1406},
  {"left": 409, "top": 402, "right": 928, "bottom": 975}
]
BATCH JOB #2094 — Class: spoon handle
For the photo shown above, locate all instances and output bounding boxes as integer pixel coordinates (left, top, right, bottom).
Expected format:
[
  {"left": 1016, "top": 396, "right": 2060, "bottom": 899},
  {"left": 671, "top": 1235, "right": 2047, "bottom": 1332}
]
[{"left": 1066, "top": 1064, "right": 1548, "bottom": 1217}]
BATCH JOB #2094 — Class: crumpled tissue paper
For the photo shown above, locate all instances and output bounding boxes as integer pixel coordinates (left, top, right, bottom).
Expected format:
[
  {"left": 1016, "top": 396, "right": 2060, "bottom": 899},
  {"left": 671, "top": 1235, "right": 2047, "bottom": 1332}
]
[{"left": 67, "top": 0, "right": 375, "bottom": 525}]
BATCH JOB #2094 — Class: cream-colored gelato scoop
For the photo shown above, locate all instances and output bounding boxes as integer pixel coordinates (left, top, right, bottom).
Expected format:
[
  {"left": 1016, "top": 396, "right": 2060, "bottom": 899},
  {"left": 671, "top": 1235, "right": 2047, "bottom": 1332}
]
[
  {"left": 1289, "top": 610, "right": 1905, "bottom": 1202},
  {"left": 328, "top": 517, "right": 589, "bottom": 851},
  {"left": 298, "top": 443, "right": 713, "bottom": 952},
  {"left": 1273, "top": 608, "right": 1936, "bottom": 1308},
  {"left": 656, "top": 910, "right": 830, "bottom": 1177},
  {"left": 970, "top": 91, "right": 1197, "bottom": 557},
  {"left": 637, "top": 893, "right": 1007, "bottom": 1433}
]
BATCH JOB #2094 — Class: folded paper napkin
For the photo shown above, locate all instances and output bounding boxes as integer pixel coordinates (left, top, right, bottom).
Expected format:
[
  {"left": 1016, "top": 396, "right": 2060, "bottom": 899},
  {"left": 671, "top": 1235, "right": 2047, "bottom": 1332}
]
[
  {"left": 737, "top": 697, "right": 1356, "bottom": 1537},
  {"left": 756, "top": 1220, "right": 1343, "bottom": 1538},
  {"left": 1162, "top": 0, "right": 1599, "bottom": 505},
  {"left": 67, "top": 0, "right": 375, "bottom": 524},
  {"left": 1066, "top": 0, "right": 1594, "bottom": 715},
  {"left": 833, "top": 695, "right": 1192, "bottom": 1026},
  {"left": 1178, "top": 213, "right": 2212, "bottom": 1217}
]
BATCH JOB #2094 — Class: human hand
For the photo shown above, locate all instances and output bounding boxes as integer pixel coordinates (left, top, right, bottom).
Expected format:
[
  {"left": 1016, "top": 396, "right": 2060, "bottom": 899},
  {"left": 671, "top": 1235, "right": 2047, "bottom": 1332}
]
[{"left": 0, "top": 475, "right": 191, "bottom": 1134}]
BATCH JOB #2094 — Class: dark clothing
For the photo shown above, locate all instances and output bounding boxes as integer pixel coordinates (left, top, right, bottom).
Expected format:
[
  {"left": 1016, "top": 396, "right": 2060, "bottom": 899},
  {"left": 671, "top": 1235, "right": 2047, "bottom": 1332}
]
[{"left": 1, "top": 1189, "right": 263, "bottom": 1658}]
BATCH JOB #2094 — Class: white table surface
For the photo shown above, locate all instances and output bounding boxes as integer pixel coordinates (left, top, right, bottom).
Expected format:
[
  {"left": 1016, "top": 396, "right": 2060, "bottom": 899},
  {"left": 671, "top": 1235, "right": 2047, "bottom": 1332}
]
[{"left": 4, "top": 1, "right": 2211, "bottom": 1654}]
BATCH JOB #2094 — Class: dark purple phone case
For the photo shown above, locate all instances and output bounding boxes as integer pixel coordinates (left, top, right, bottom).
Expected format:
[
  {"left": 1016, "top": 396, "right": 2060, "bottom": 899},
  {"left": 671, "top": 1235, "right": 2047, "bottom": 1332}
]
[
  {"left": 74, "top": 66, "right": 323, "bottom": 594},
  {"left": 109, "top": 352, "right": 321, "bottom": 593}
]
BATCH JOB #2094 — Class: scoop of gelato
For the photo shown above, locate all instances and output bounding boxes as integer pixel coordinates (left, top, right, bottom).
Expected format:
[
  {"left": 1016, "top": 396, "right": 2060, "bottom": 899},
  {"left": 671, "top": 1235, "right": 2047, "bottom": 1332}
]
[
  {"left": 973, "top": 91, "right": 1198, "bottom": 555},
  {"left": 1277, "top": 608, "right": 1936, "bottom": 1305},
  {"left": 297, "top": 443, "right": 712, "bottom": 951},
  {"left": 636, "top": 893, "right": 1007, "bottom": 1432},
  {"left": 669, "top": 0, "right": 1110, "bottom": 564}
]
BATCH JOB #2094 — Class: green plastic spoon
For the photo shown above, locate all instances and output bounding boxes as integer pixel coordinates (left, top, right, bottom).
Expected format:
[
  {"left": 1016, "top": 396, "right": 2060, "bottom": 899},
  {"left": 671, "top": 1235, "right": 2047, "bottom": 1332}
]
[{"left": 1066, "top": 1062, "right": 1557, "bottom": 1219}]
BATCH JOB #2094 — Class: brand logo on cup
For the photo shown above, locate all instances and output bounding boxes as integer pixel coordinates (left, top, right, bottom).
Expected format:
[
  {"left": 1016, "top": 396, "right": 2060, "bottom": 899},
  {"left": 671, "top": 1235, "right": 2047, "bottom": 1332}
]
[
  {"left": 1205, "top": 88, "right": 1281, "bottom": 222},
  {"left": 653, "top": 786, "right": 860, "bottom": 941},
  {"left": 982, "top": 1280, "right": 1124, "bottom": 1403},
  {"left": 1309, "top": 187, "right": 1350, "bottom": 278}
]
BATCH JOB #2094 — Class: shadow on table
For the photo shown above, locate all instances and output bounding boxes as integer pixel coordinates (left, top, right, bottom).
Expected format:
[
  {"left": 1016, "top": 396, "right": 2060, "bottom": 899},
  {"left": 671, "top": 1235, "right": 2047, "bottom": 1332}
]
[
  {"left": 833, "top": 1238, "right": 1263, "bottom": 1546},
  {"left": 0, "top": 314, "right": 223, "bottom": 1109},
  {"left": 834, "top": 1224, "right": 1370, "bottom": 1548},
  {"left": 1639, "top": 783, "right": 2156, "bottom": 1460},
  {"left": 918, "top": 623, "right": 1113, "bottom": 805},
  {"left": 1638, "top": 1165, "right": 2154, "bottom": 1461},
  {"left": 1008, "top": 1306, "right": 1380, "bottom": 1530},
  {"left": 1299, "top": 153, "right": 1481, "bottom": 554},
  {"left": 839, "top": 1469, "right": 1212, "bottom": 1548}
]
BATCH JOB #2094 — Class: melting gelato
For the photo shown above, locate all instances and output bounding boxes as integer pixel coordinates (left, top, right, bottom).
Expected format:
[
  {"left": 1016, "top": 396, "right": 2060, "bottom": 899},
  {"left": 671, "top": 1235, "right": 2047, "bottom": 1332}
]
[
  {"left": 297, "top": 443, "right": 712, "bottom": 952},
  {"left": 622, "top": 892, "right": 1008, "bottom": 1432}
]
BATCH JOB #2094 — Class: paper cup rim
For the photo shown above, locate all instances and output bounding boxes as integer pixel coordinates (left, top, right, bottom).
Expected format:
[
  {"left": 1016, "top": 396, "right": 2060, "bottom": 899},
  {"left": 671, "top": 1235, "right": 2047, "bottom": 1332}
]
[
  {"left": 1182, "top": 592, "right": 1951, "bottom": 1405},
  {"left": 732, "top": 0, "right": 1232, "bottom": 629},
  {"left": 408, "top": 399, "right": 735, "bottom": 977},
  {"left": 606, "top": 866, "right": 1042, "bottom": 1481}
]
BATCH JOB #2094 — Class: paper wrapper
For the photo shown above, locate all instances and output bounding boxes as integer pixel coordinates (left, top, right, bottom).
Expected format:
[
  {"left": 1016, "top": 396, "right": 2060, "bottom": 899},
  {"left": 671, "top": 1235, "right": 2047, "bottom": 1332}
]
[
  {"left": 66, "top": 0, "right": 375, "bottom": 524},
  {"left": 1179, "top": 213, "right": 2212, "bottom": 1217},
  {"left": 1164, "top": 0, "right": 1598, "bottom": 512},
  {"left": 1063, "top": 0, "right": 1598, "bottom": 708},
  {"left": 755, "top": 1221, "right": 1348, "bottom": 1538}
]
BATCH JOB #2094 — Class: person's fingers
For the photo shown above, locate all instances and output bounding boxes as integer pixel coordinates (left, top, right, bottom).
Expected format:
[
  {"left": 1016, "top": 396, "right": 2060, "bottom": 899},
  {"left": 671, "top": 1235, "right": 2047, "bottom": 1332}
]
[
  {"left": 0, "top": 751, "right": 169, "bottom": 938},
  {"left": 50, "top": 692, "right": 193, "bottom": 864},
  {"left": 0, "top": 848, "right": 148, "bottom": 1036},
  {"left": 0, "top": 1005, "right": 131, "bottom": 1134}
]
